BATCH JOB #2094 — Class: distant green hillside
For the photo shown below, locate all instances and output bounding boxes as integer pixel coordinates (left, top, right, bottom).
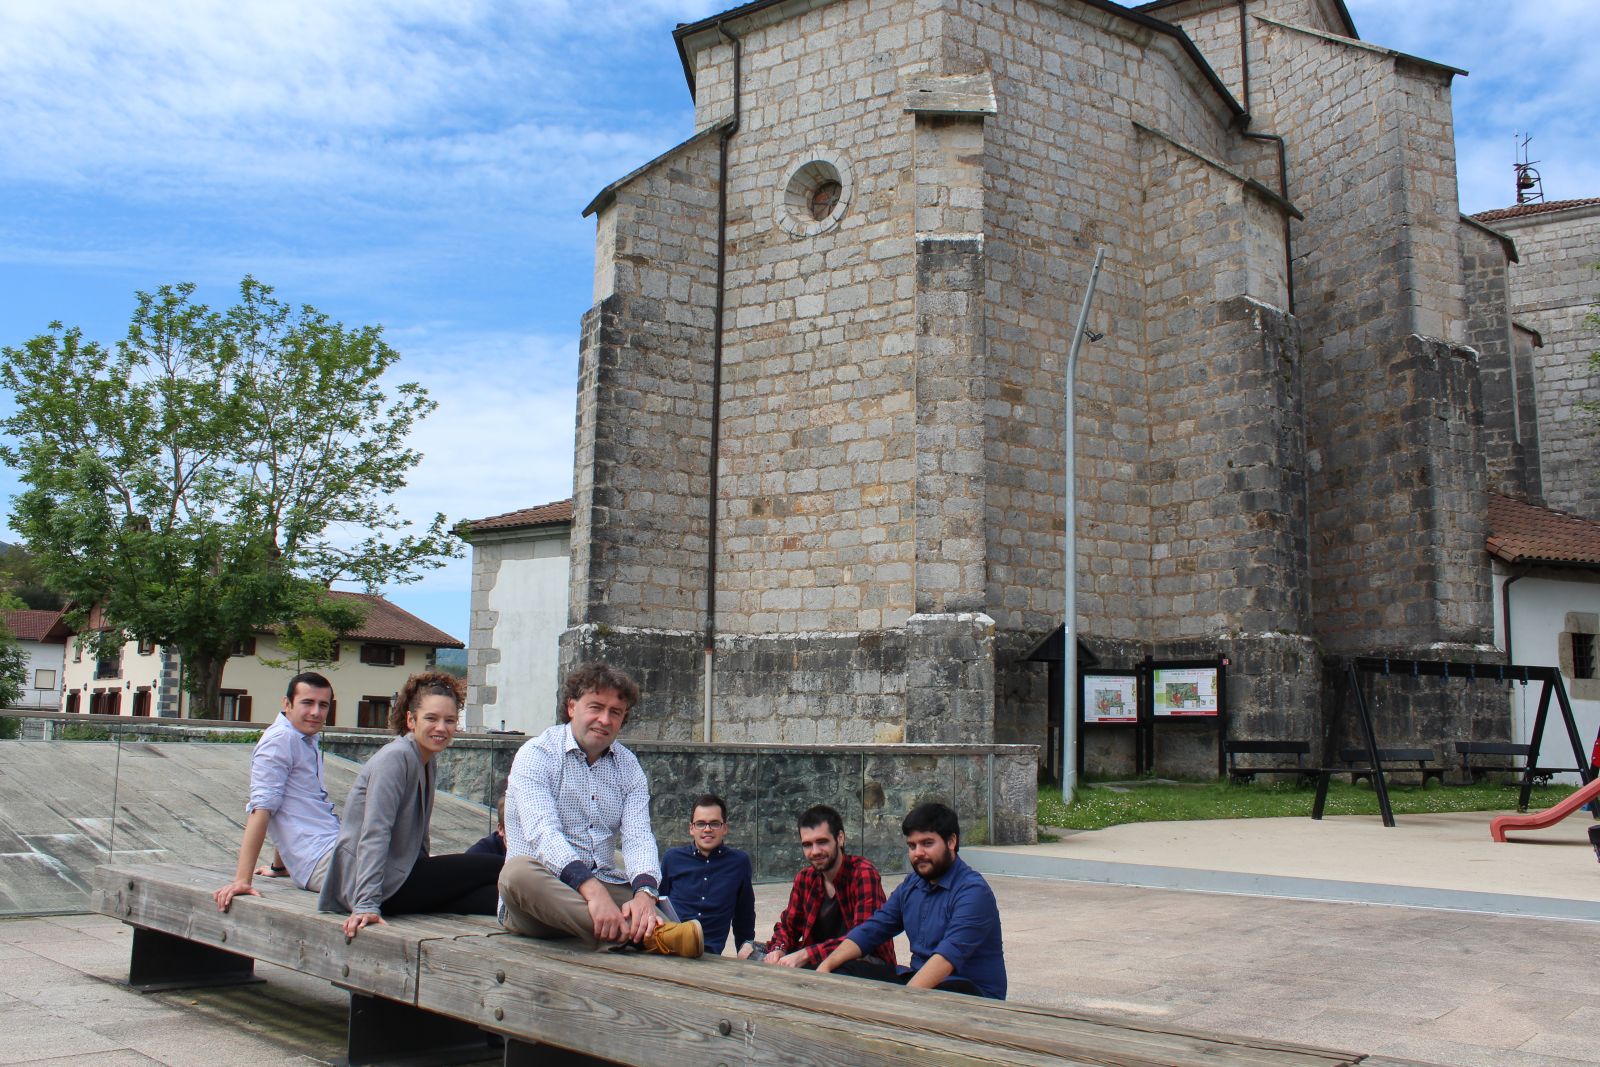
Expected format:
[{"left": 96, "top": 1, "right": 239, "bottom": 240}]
[{"left": 435, "top": 647, "right": 467, "bottom": 677}]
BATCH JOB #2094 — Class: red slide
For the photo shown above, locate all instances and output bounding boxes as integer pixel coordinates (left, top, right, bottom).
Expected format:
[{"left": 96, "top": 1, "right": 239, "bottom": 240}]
[{"left": 1490, "top": 776, "right": 1600, "bottom": 842}]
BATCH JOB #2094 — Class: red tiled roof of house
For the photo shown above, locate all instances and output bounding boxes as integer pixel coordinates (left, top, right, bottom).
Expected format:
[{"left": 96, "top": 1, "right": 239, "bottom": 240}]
[
  {"left": 326, "top": 591, "right": 464, "bottom": 648},
  {"left": 1487, "top": 495, "right": 1600, "bottom": 567},
  {"left": 465, "top": 499, "right": 573, "bottom": 534},
  {"left": 2, "top": 608, "right": 70, "bottom": 642},
  {"left": 1471, "top": 197, "right": 1600, "bottom": 224}
]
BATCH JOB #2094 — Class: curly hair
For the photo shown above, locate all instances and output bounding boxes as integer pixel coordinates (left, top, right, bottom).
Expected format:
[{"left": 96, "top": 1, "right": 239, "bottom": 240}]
[
  {"left": 388, "top": 671, "right": 467, "bottom": 735},
  {"left": 559, "top": 661, "right": 639, "bottom": 720}
]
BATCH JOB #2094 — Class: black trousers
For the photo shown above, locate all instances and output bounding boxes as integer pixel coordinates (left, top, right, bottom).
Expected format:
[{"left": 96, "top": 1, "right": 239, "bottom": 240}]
[
  {"left": 383, "top": 852, "right": 503, "bottom": 916},
  {"left": 835, "top": 957, "right": 985, "bottom": 997}
]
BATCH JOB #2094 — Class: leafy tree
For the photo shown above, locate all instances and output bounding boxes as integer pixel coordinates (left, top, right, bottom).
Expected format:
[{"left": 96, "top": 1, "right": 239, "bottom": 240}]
[
  {"left": 0, "top": 543, "right": 65, "bottom": 609},
  {"left": 0, "top": 278, "right": 457, "bottom": 715},
  {"left": 0, "top": 627, "right": 27, "bottom": 708}
]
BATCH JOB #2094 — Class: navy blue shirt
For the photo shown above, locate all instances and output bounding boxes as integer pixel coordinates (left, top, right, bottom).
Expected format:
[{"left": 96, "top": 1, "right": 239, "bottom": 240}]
[
  {"left": 466, "top": 831, "right": 506, "bottom": 858},
  {"left": 845, "top": 854, "right": 1007, "bottom": 999},
  {"left": 659, "top": 843, "right": 756, "bottom": 955}
]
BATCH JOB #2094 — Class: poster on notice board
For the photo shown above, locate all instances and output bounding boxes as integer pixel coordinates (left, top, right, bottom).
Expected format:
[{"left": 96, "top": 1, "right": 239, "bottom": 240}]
[
  {"left": 1082, "top": 672, "right": 1139, "bottom": 724},
  {"left": 1151, "top": 665, "right": 1219, "bottom": 717}
]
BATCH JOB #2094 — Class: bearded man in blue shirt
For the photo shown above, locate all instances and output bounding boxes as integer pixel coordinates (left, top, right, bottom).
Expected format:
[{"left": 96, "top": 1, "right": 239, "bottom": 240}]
[
  {"left": 816, "top": 801, "right": 1006, "bottom": 999},
  {"left": 658, "top": 794, "right": 755, "bottom": 956}
]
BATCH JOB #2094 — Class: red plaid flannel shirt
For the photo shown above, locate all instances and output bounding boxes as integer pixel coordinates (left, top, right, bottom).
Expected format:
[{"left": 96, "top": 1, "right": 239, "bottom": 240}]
[{"left": 768, "top": 853, "right": 897, "bottom": 967}]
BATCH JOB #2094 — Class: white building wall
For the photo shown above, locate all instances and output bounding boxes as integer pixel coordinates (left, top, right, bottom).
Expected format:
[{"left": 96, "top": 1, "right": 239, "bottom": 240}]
[
  {"left": 468, "top": 528, "right": 571, "bottom": 735},
  {"left": 1493, "top": 567, "right": 1600, "bottom": 781},
  {"left": 13, "top": 640, "right": 65, "bottom": 710}
]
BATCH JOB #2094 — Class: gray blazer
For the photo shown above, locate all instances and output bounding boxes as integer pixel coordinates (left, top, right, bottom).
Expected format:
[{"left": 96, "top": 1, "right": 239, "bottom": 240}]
[{"left": 317, "top": 734, "right": 434, "bottom": 915}]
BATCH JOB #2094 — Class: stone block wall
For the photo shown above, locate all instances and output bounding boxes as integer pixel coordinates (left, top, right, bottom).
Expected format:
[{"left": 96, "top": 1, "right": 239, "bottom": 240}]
[
  {"left": 1490, "top": 204, "right": 1600, "bottom": 520},
  {"left": 1144, "top": 294, "right": 1310, "bottom": 641},
  {"left": 1253, "top": 18, "right": 1492, "bottom": 657},
  {"left": 1151, "top": 0, "right": 1355, "bottom": 111},
  {"left": 1307, "top": 335, "right": 1491, "bottom": 651},
  {"left": 697, "top": 629, "right": 908, "bottom": 744},
  {"left": 566, "top": 0, "right": 1513, "bottom": 776},
  {"left": 1459, "top": 222, "right": 1539, "bottom": 499},
  {"left": 317, "top": 727, "right": 1038, "bottom": 881},
  {"left": 1318, "top": 654, "right": 1509, "bottom": 771},
  {"left": 1393, "top": 57, "right": 1467, "bottom": 342},
  {"left": 691, "top": 3, "right": 932, "bottom": 638},
  {"left": 1511, "top": 324, "right": 1545, "bottom": 495},
  {"left": 572, "top": 133, "right": 721, "bottom": 635},
  {"left": 943, "top": 0, "right": 1246, "bottom": 740}
]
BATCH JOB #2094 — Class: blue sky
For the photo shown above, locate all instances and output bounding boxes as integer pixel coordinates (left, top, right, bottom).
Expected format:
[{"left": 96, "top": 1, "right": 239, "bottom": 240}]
[{"left": 1, "top": 0, "right": 1595, "bottom": 642}]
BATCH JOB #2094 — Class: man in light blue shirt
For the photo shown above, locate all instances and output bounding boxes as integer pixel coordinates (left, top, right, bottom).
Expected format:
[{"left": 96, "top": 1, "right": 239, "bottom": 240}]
[
  {"left": 214, "top": 673, "right": 341, "bottom": 911},
  {"left": 817, "top": 802, "right": 1007, "bottom": 999}
]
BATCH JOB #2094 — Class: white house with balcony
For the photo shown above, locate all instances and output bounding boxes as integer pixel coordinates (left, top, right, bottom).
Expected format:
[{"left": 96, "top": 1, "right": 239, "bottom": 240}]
[{"left": 2, "top": 608, "right": 70, "bottom": 711}]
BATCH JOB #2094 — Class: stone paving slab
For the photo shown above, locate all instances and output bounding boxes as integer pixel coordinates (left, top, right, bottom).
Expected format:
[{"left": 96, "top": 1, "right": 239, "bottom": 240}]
[{"left": 967, "top": 810, "right": 1600, "bottom": 920}]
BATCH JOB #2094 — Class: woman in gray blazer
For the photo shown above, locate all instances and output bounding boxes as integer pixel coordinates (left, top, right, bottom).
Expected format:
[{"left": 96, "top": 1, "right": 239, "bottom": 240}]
[{"left": 318, "top": 672, "right": 501, "bottom": 938}]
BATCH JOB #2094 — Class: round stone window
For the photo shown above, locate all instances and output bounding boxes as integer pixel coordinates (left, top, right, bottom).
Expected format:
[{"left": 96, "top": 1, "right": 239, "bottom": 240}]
[{"left": 776, "top": 154, "right": 853, "bottom": 238}]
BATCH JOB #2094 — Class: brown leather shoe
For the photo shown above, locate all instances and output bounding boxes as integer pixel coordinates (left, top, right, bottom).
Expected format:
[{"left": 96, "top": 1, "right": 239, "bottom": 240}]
[{"left": 643, "top": 919, "right": 704, "bottom": 958}]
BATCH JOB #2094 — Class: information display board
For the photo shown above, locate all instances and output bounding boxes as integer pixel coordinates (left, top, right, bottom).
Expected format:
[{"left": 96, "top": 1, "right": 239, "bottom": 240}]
[
  {"left": 1081, "top": 671, "right": 1139, "bottom": 724},
  {"left": 1151, "top": 665, "right": 1220, "bottom": 717}
]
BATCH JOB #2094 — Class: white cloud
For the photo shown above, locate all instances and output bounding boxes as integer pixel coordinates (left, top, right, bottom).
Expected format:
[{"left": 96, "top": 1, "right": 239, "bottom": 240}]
[
  {"left": 394, "top": 329, "right": 580, "bottom": 530},
  {"left": 1346, "top": 0, "right": 1600, "bottom": 212},
  {"left": 0, "top": 0, "right": 714, "bottom": 212}
]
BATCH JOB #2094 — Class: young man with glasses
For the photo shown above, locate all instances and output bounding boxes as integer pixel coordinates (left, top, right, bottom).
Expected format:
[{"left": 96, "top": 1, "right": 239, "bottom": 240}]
[{"left": 658, "top": 794, "right": 756, "bottom": 956}]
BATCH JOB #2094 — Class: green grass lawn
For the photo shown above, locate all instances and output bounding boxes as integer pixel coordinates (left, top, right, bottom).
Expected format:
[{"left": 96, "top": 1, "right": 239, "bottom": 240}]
[{"left": 1040, "top": 777, "right": 1583, "bottom": 831}]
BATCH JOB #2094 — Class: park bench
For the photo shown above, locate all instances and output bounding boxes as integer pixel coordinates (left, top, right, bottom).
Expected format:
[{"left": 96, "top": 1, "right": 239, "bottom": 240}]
[
  {"left": 1453, "top": 741, "right": 1554, "bottom": 785},
  {"left": 90, "top": 861, "right": 1413, "bottom": 1067},
  {"left": 1310, "top": 749, "right": 1446, "bottom": 823},
  {"left": 1224, "top": 740, "right": 1317, "bottom": 785},
  {"left": 1338, "top": 747, "right": 1445, "bottom": 788}
]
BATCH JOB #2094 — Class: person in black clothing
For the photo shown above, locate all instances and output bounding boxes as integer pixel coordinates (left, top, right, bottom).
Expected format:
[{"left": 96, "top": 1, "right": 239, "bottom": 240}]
[{"left": 468, "top": 794, "right": 508, "bottom": 858}]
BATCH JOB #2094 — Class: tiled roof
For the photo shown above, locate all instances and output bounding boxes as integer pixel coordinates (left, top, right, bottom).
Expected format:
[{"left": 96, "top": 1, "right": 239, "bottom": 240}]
[
  {"left": 1471, "top": 197, "right": 1600, "bottom": 224},
  {"left": 464, "top": 499, "right": 573, "bottom": 534},
  {"left": 2, "top": 608, "right": 70, "bottom": 643},
  {"left": 1487, "top": 495, "right": 1600, "bottom": 567},
  {"left": 325, "top": 591, "right": 464, "bottom": 648}
]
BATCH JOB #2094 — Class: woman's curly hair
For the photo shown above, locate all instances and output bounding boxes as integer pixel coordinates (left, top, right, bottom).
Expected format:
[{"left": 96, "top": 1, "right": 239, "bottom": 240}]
[{"left": 388, "top": 671, "right": 467, "bottom": 735}]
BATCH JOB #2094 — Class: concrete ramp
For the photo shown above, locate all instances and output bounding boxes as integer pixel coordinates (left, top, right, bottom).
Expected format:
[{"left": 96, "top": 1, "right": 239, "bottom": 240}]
[{"left": 0, "top": 740, "right": 496, "bottom": 916}]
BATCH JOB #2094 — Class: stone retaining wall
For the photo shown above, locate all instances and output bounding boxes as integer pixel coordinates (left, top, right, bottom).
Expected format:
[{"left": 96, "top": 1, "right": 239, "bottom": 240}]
[{"left": 12, "top": 714, "right": 1036, "bottom": 882}]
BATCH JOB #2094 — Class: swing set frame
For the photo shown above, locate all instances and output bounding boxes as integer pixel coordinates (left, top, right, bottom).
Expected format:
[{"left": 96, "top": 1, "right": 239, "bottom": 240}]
[{"left": 1316, "top": 657, "right": 1595, "bottom": 827}]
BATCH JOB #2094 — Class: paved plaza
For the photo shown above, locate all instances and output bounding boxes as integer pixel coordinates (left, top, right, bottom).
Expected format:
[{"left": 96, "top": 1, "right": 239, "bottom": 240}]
[{"left": 2, "top": 810, "right": 1595, "bottom": 1065}]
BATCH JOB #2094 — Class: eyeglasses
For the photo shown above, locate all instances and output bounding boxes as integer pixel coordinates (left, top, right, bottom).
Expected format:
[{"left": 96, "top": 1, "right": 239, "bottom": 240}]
[{"left": 691, "top": 820, "right": 726, "bottom": 830}]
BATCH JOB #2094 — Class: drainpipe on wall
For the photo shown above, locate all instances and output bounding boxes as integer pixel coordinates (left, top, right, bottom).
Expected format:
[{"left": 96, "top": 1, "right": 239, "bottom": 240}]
[
  {"left": 704, "top": 23, "right": 742, "bottom": 743},
  {"left": 1236, "top": 0, "right": 1296, "bottom": 315},
  {"left": 1501, "top": 569, "right": 1526, "bottom": 665}
]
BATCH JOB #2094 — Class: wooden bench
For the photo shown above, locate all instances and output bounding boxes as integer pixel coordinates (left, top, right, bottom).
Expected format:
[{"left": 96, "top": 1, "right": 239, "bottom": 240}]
[
  {"left": 1453, "top": 741, "right": 1554, "bottom": 785},
  {"left": 1338, "top": 747, "right": 1445, "bottom": 788},
  {"left": 92, "top": 862, "right": 1416, "bottom": 1066},
  {"left": 1224, "top": 740, "right": 1316, "bottom": 785}
]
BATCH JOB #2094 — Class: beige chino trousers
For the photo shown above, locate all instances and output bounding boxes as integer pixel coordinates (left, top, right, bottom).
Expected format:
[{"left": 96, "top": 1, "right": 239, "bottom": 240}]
[{"left": 498, "top": 855, "right": 667, "bottom": 950}]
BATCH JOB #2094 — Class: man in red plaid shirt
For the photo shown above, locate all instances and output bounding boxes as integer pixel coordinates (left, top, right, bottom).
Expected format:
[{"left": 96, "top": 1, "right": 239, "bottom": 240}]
[{"left": 756, "top": 805, "right": 896, "bottom": 969}]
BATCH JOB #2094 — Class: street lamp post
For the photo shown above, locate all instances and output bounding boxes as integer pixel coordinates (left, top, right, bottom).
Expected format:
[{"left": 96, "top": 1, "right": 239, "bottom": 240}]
[{"left": 1061, "top": 247, "right": 1106, "bottom": 806}]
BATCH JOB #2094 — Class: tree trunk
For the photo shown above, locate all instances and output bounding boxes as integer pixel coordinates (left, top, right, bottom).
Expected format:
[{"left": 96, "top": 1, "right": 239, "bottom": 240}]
[{"left": 185, "top": 651, "right": 227, "bottom": 718}]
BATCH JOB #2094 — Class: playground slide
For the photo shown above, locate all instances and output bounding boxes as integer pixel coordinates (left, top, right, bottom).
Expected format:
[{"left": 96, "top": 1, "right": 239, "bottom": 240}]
[{"left": 1490, "top": 776, "right": 1600, "bottom": 842}]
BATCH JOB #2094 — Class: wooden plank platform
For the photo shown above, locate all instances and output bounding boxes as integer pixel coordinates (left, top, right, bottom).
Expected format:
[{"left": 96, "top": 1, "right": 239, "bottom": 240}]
[{"left": 92, "top": 862, "right": 1423, "bottom": 1066}]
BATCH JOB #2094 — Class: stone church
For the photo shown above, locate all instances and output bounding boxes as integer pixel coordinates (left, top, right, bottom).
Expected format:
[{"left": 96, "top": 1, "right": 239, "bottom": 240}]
[{"left": 554, "top": 0, "right": 1589, "bottom": 773}]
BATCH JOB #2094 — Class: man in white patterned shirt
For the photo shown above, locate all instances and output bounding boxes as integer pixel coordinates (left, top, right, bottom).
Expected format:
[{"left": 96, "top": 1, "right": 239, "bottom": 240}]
[{"left": 498, "top": 662, "right": 702, "bottom": 957}]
